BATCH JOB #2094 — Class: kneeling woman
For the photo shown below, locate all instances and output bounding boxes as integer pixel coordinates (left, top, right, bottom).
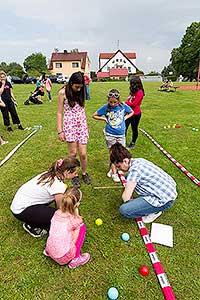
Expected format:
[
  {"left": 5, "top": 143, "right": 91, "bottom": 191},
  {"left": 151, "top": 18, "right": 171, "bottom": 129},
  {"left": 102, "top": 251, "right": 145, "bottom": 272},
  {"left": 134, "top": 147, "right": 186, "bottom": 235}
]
[
  {"left": 10, "top": 157, "right": 80, "bottom": 237},
  {"left": 109, "top": 142, "right": 177, "bottom": 223}
]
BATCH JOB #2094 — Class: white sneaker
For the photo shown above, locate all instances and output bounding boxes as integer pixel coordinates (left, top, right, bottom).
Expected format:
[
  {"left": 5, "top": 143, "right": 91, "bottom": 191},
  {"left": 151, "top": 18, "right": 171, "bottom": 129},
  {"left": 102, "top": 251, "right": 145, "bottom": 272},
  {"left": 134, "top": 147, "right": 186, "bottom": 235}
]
[
  {"left": 112, "top": 173, "right": 120, "bottom": 183},
  {"left": 142, "top": 212, "right": 162, "bottom": 223},
  {"left": 107, "top": 169, "right": 112, "bottom": 178}
]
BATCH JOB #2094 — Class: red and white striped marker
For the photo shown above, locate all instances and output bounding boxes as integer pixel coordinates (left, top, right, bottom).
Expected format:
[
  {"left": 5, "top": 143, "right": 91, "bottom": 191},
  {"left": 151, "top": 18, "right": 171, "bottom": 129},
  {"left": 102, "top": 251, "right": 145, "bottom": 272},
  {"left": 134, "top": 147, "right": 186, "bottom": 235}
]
[
  {"left": 118, "top": 170, "right": 176, "bottom": 300},
  {"left": 139, "top": 128, "right": 200, "bottom": 187}
]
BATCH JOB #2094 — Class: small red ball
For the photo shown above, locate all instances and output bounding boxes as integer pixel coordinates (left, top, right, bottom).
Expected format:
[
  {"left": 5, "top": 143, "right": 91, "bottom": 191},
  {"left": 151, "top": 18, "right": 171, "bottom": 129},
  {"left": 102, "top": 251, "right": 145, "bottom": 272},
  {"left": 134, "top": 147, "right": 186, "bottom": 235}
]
[{"left": 139, "top": 265, "right": 150, "bottom": 276}]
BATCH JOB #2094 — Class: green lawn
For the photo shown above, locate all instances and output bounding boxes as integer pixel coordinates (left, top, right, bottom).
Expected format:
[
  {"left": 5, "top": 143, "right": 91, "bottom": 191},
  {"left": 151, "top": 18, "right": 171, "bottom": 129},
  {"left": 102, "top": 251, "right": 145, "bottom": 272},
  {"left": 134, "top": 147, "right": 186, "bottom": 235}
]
[{"left": 0, "top": 81, "right": 200, "bottom": 300}]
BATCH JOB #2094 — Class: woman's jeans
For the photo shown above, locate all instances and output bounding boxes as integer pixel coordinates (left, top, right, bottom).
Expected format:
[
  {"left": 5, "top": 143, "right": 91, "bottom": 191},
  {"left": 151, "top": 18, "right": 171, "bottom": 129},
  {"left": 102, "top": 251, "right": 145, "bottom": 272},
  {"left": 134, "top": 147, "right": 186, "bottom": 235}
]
[{"left": 119, "top": 196, "right": 174, "bottom": 219}]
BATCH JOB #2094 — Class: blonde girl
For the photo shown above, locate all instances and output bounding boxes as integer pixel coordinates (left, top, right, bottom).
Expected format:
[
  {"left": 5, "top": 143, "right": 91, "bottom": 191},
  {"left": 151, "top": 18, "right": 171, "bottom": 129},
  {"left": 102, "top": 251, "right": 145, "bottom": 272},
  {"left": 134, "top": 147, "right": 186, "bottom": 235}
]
[
  {"left": 44, "top": 187, "right": 90, "bottom": 269},
  {"left": 92, "top": 89, "right": 134, "bottom": 182}
]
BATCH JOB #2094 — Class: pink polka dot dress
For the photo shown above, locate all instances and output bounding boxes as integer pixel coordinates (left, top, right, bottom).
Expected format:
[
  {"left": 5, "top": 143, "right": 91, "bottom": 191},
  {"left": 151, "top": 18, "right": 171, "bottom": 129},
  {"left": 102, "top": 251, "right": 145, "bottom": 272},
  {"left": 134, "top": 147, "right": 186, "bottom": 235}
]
[{"left": 63, "top": 98, "right": 89, "bottom": 144}]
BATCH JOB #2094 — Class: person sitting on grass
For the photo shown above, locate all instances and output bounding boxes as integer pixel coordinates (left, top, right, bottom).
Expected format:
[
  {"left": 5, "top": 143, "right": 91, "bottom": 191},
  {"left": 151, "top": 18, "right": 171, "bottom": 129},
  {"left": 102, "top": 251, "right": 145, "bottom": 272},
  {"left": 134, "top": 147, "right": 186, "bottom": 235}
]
[
  {"left": 109, "top": 142, "right": 177, "bottom": 223},
  {"left": 10, "top": 157, "right": 80, "bottom": 238},
  {"left": 44, "top": 187, "right": 90, "bottom": 269},
  {"left": 92, "top": 89, "right": 133, "bottom": 182}
]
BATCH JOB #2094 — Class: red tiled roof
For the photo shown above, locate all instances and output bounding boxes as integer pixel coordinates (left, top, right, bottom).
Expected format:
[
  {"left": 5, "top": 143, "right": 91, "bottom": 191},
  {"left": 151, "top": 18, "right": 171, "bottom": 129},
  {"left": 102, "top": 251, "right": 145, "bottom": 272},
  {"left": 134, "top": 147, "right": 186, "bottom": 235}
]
[
  {"left": 97, "top": 72, "right": 110, "bottom": 79},
  {"left": 99, "top": 52, "right": 136, "bottom": 59},
  {"left": 109, "top": 68, "right": 128, "bottom": 76},
  {"left": 97, "top": 68, "right": 128, "bottom": 79},
  {"left": 49, "top": 52, "right": 88, "bottom": 69}
]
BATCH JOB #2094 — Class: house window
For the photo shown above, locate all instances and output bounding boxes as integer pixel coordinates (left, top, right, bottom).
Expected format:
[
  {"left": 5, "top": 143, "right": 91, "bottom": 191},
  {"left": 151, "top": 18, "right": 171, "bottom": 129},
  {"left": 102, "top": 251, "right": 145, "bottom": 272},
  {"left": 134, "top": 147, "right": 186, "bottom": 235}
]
[
  {"left": 107, "top": 66, "right": 110, "bottom": 71},
  {"left": 116, "top": 59, "right": 119, "bottom": 62},
  {"left": 72, "top": 62, "right": 79, "bottom": 68},
  {"left": 128, "top": 67, "right": 131, "bottom": 73},
  {"left": 120, "top": 59, "right": 122, "bottom": 62},
  {"left": 124, "top": 60, "right": 126, "bottom": 63},
  {"left": 55, "top": 62, "right": 62, "bottom": 68},
  {"left": 112, "top": 60, "right": 115, "bottom": 63}
]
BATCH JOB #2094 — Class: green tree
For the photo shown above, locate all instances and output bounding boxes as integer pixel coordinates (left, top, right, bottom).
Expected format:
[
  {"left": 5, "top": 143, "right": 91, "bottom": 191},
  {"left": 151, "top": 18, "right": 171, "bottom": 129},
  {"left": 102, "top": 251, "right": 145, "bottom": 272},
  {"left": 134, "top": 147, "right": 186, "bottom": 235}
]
[
  {"left": 0, "top": 62, "right": 24, "bottom": 78},
  {"left": 169, "top": 22, "right": 200, "bottom": 81},
  {"left": 23, "top": 52, "right": 48, "bottom": 75}
]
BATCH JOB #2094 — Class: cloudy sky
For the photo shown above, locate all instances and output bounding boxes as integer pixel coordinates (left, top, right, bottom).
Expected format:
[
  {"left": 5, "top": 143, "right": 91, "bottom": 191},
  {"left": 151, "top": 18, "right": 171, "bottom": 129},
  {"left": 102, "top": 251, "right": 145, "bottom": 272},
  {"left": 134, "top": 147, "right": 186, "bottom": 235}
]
[{"left": 1, "top": 0, "right": 200, "bottom": 73}]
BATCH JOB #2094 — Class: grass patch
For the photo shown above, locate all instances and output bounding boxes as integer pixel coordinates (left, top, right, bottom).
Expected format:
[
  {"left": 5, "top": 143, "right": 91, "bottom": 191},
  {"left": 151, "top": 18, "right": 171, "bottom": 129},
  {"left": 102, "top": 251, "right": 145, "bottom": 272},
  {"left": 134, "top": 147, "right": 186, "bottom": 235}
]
[{"left": 0, "top": 81, "right": 200, "bottom": 299}]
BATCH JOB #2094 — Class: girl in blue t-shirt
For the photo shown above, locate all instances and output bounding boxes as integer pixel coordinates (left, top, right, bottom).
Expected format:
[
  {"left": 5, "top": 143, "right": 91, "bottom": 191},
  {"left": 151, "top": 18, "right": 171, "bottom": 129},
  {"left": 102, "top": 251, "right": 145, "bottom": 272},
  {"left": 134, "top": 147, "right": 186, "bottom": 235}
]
[{"left": 92, "top": 89, "right": 133, "bottom": 182}]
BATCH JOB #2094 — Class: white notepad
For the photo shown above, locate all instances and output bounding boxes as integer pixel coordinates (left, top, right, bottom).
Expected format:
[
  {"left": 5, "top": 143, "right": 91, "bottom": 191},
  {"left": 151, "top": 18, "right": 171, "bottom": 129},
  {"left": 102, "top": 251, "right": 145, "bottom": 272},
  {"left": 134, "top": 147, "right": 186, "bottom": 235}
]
[{"left": 150, "top": 223, "right": 173, "bottom": 247}]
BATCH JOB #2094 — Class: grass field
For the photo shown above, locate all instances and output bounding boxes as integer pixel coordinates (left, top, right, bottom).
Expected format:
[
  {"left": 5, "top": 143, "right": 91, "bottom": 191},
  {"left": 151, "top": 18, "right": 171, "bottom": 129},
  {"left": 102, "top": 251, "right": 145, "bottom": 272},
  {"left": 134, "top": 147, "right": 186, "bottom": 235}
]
[{"left": 0, "top": 81, "right": 200, "bottom": 300}]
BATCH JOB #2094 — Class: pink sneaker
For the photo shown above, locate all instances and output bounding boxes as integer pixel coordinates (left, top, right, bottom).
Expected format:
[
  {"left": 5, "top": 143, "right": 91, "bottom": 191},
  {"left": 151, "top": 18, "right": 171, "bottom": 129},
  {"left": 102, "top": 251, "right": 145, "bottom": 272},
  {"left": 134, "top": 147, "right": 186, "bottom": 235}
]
[{"left": 68, "top": 253, "right": 90, "bottom": 269}]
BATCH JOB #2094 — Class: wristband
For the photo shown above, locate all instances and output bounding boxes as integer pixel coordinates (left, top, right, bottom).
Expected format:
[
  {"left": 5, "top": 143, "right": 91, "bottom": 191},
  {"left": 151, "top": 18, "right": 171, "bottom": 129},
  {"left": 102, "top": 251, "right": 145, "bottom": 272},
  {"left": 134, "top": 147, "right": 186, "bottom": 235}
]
[{"left": 58, "top": 131, "right": 64, "bottom": 135}]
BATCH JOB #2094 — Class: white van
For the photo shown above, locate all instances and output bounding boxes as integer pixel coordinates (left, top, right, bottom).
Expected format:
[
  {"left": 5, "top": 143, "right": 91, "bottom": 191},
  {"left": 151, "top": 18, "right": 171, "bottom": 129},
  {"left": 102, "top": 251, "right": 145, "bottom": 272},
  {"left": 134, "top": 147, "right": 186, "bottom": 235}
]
[{"left": 57, "top": 75, "right": 69, "bottom": 84}]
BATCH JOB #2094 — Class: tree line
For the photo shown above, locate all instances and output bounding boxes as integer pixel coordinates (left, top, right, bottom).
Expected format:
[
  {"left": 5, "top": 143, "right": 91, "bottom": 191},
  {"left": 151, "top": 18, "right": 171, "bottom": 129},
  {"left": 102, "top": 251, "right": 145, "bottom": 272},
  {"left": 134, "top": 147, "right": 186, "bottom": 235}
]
[
  {"left": 162, "top": 22, "right": 200, "bottom": 81},
  {"left": 0, "top": 53, "right": 48, "bottom": 78}
]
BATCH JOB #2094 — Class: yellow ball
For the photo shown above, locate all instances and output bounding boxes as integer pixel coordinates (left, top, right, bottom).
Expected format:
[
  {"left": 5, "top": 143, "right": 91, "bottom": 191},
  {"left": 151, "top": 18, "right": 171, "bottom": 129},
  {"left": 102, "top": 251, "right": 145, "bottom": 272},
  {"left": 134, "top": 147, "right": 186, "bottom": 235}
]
[{"left": 95, "top": 218, "right": 103, "bottom": 226}]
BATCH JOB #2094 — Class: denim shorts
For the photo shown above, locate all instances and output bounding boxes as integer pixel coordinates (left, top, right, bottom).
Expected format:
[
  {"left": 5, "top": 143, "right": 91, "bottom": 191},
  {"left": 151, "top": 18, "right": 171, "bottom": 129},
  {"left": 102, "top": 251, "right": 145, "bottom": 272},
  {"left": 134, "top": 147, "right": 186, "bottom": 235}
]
[{"left": 104, "top": 130, "right": 126, "bottom": 148}]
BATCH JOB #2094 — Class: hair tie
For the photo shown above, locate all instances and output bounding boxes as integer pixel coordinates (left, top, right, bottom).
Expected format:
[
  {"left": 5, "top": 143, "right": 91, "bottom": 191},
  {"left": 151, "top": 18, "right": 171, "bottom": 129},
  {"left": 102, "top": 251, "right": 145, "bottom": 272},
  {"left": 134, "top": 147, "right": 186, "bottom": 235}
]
[{"left": 57, "top": 159, "right": 63, "bottom": 167}]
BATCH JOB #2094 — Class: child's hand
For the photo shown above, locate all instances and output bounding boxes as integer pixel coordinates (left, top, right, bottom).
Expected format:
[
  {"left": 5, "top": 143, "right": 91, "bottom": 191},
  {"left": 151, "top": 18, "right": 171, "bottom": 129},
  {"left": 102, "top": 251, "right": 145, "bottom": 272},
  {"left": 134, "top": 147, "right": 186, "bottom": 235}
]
[{"left": 58, "top": 132, "right": 65, "bottom": 142}]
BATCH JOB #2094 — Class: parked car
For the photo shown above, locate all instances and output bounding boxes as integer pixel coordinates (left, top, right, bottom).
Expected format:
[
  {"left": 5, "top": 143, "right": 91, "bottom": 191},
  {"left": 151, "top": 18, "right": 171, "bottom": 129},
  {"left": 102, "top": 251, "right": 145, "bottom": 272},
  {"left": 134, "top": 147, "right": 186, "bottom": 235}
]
[
  {"left": 57, "top": 75, "right": 69, "bottom": 84},
  {"left": 49, "top": 75, "right": 58, "bottom": 83},
  {"left": 24, "top": 76, "right": 37, "bottom": 84},
  {"left": 11, "top": 76, "right": 24, "bottom": 84}
]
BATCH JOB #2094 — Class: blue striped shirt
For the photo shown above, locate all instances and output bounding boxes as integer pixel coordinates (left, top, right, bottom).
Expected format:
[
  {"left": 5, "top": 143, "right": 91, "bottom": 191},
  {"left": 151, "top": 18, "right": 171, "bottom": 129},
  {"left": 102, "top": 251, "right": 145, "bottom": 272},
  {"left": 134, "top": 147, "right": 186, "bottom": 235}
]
[{"left": 126, "top": 158, "right": 177, "bottom": 207}]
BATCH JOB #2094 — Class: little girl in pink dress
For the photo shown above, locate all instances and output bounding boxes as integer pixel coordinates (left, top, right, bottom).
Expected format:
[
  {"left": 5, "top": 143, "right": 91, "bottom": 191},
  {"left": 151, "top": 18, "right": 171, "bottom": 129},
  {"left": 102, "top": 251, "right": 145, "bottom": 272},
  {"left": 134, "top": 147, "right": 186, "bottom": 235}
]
[{"left": 44, "top": 187, "right": 90, "bottom": 269}]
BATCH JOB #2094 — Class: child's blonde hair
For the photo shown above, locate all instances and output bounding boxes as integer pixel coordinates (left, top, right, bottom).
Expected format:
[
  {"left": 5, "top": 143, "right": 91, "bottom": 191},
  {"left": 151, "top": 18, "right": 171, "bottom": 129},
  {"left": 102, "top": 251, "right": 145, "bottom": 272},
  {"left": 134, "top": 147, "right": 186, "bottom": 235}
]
[{"left": 61, "top": 187, "right": 82, "bottom": 215}]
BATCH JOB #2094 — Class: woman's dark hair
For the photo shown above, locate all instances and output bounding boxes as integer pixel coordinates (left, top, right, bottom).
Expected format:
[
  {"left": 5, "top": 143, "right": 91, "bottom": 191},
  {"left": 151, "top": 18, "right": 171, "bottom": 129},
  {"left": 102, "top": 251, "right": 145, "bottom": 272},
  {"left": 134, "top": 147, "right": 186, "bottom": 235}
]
[
  {"left": 109, "top": 142, "right": 132, "bottom": 164},
  {"left": 106, "top": 88, "right": 123, "bottom": 113},
  {"left": 65, "top": 71, "right": 85, "bottom": 108},
  {"left": 37, "top": 156, "right": 80, "bottom": 186},
  {"left": 129, "top": 76, "right": 145, "bottom": 96}
]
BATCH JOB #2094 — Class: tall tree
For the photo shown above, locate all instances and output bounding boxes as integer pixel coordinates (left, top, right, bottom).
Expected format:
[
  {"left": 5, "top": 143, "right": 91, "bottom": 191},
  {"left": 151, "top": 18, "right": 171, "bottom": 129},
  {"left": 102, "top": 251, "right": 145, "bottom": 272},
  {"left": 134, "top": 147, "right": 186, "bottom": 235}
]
[
  {"left": 23, "top": 52, "right": 48, "bottom": 75},
  {"left": 169, "top": 22, "right": 200, "bottom": 81}
]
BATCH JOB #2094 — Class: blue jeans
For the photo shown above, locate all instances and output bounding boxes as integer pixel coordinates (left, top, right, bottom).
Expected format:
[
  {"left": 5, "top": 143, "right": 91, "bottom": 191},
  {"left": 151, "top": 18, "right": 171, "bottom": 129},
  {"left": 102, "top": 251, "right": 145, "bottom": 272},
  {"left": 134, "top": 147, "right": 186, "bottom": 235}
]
[
  {"left": 85, "top": 85, "right": 90, "bottom": 100},
  {"left": 119, "top": 196, "right": 174, "bottom": 219}
]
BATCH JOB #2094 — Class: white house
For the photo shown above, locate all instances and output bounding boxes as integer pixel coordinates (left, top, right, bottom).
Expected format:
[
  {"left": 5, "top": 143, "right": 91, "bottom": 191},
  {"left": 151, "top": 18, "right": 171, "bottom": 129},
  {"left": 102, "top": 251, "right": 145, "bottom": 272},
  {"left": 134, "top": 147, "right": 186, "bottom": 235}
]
[{"left": 97, "top": 50, "right": 138, "bottom": 80}]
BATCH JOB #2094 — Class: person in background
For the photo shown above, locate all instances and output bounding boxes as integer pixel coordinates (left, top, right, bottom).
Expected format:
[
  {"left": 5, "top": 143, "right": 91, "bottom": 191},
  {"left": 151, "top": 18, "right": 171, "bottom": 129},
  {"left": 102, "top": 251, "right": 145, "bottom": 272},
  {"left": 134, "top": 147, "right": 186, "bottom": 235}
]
[
  {"left": 45, "top": 75, "right": 52, "bottom": 102},
  {"left": 125, "top": 76, "right": 145, "bottom": 149},
  {"left": 0, "top": 70, "right": 24, "bottom": 132},
  {"left": 44, "top": 187, "right": 90, "bottom": 269},
  {"left": 0, "top": 97, "right": 8, "bottom": 145},
  {"left": 57, "top": 71, "right": 91, "bottom": 188},
  {"left": 109, "top": 142, "right": 177, "bottom": 223},
  {"left": 83, "top": 74, "right": 91, "bottom": 100}
]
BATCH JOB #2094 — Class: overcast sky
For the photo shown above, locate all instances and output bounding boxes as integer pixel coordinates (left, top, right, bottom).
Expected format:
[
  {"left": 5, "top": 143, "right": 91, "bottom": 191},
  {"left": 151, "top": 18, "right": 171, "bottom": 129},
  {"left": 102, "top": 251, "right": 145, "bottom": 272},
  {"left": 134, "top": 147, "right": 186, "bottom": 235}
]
[{"left": 1, "top": 0, "right": 200, "bottom": 73}]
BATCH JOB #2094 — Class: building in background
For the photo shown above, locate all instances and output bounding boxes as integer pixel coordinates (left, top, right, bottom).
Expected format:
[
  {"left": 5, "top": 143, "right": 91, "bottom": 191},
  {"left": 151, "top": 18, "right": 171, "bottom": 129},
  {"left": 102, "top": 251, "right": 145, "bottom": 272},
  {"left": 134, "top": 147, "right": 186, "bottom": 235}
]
[
  {"left": 49, "top": 50, "right": 91, "bottom": 78},
  {"left": 97, "top": 50, "right": 138, "bottom": 80}
]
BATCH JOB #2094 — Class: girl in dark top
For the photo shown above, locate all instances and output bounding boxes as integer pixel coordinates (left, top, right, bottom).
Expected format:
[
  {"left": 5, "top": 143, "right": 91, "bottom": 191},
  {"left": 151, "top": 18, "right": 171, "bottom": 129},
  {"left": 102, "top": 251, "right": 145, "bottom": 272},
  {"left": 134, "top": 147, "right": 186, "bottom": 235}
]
[{"left": 0, "top": 71, "right": 24, "bottom": 131}]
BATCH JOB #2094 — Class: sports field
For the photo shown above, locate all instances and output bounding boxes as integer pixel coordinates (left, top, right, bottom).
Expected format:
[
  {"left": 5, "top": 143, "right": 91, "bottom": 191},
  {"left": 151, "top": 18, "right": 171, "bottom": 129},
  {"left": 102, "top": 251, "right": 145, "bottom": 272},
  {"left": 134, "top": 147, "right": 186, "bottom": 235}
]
[{"left": 0, "top": 81, "right": 199, "bottom": 300}]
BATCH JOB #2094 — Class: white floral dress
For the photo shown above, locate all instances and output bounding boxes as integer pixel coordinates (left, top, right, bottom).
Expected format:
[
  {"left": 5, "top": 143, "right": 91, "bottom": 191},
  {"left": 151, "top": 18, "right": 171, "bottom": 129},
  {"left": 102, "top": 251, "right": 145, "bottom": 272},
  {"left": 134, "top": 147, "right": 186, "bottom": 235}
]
[{"left": 63, "top": 98, "right": 89, "bottom": 144}]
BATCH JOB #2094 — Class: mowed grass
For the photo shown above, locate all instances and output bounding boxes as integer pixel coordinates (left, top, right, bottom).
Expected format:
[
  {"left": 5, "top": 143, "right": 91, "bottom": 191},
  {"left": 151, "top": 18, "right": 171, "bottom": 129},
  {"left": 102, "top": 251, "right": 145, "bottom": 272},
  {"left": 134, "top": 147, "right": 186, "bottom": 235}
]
[{"left": 0, "top": 81, "right": 200, "bottom": 300}]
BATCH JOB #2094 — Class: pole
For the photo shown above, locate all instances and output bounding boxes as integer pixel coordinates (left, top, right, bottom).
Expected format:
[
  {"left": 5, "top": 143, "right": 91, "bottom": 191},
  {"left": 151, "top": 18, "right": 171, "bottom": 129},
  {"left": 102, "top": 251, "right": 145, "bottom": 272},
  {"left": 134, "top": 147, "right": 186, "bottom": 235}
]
[
  {"left": 0, "top": 129, "right": 38, "bottom": 168},
  {"left": 139, "top": 128, "right": 200, "bottom": 187}
]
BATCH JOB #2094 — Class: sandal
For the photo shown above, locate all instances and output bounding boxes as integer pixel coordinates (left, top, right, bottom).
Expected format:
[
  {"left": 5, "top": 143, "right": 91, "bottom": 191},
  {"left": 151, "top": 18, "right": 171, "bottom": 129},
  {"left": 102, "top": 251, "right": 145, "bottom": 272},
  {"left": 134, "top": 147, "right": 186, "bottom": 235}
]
[
  {"left": 72, "top": 176, "right": 81, "bottom": 188},
  {"left": 82, "top": 173, "right": 91, "bottom": 185}
]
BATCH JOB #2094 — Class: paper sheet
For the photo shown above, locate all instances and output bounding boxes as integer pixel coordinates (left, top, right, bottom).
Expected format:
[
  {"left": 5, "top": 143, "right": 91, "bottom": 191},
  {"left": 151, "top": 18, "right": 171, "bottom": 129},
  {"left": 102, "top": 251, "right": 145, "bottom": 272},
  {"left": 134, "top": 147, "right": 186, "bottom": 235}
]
[{"left": 150, "top": 223, "right": 173, "bottom": 247}]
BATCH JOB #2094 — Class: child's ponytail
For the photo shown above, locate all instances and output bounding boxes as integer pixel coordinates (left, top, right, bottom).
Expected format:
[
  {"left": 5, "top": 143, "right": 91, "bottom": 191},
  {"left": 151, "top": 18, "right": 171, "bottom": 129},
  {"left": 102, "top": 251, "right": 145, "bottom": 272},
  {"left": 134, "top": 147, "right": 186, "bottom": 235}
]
[{"left": 37, "top": 156, "right": 80, "bottom": 186}]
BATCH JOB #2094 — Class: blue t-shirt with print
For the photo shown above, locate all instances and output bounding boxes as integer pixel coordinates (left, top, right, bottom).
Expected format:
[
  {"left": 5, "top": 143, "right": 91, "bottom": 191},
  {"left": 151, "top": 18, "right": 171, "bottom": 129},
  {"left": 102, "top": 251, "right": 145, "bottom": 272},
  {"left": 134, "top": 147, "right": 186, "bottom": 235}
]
[{"left": 97, "top": 103, "right": 132, "bottom": 135}]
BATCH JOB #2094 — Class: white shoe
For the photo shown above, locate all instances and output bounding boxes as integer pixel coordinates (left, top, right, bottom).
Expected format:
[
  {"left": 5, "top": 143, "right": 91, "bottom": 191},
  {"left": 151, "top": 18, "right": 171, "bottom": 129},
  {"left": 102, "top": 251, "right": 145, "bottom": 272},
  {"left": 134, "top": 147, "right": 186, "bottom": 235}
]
[
  {"left": 107, "top": 169, "right": 112, "bottom": 178},
  {"left": 142, "top": 212, "right": 162, "bottom": 223},
  {"left": 112, "top": 173, "right": 120, "bottom": 183}
]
